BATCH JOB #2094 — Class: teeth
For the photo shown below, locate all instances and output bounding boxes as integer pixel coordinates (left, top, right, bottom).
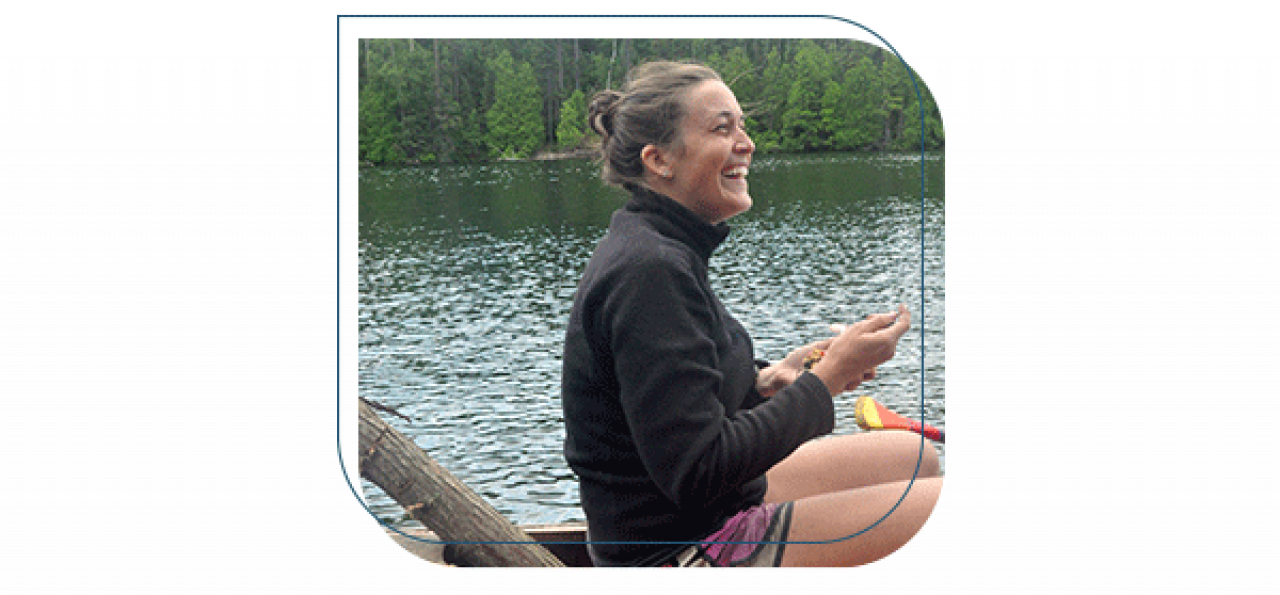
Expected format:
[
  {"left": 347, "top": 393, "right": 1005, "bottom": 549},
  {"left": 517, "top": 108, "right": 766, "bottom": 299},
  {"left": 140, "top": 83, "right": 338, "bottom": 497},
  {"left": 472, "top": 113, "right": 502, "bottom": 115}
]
[{"left": 723, "top": 166, "right": 748, "bottom": 177}]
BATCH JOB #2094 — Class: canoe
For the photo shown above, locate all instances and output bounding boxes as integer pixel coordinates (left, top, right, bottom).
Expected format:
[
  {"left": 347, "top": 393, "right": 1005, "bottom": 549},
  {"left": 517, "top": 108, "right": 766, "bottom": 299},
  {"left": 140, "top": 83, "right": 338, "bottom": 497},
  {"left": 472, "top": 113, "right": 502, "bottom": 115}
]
[{"left": 386, "top": 522, "right": 592, "bottom": 567}]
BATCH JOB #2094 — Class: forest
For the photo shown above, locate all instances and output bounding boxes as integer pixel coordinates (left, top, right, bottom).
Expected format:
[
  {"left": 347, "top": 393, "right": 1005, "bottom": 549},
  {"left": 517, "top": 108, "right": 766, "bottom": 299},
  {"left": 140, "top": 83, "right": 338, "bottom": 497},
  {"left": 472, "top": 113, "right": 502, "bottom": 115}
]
[{"left": 358, "top": 39, "right": 944, "bottom": 165}]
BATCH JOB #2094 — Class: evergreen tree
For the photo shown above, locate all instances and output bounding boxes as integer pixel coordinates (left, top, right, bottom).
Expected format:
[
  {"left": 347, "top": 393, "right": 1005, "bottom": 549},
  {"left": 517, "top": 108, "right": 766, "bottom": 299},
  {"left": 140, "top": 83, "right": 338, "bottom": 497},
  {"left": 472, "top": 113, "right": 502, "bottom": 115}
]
[
  {"left": 750, "top": 46, "right": 790, "bottom": 152},
  {"left": 389, "top": 40, "right": 437, "bottom": 162},
  {"left": 485, "top": 50, "right": 545, "bottom": 159},
  {"left": 359, "top": 79, "right": 405, "bottom": 164},
  {"left": 780, "top": 41, "right": 835, "bottom": 151},
  {"left": 555, "top": 89, "right": 588, "bottom": 149},
  {"left": 359, "top": 41, "right": 407, "bottom": 164},
  {"left": 357, "top": 38, "right": 943, "bottom": 165},
  {"left": 710, "top": 46, "right": 754, "bottom": 95},
  {"left": 893, "top": 76, "right": 944, "bottom": 151},
  {"left": 845, "top": 55, "right": 886, "bottom": 150},
  {"left": 821, "top": 80, "right": 852, "bottom": 150},
  {"left": 879, "top": 56, "right": 909, "bottom": 150},
  {"left": 357, "top": 39, "right": 441, "bottom": 164}
]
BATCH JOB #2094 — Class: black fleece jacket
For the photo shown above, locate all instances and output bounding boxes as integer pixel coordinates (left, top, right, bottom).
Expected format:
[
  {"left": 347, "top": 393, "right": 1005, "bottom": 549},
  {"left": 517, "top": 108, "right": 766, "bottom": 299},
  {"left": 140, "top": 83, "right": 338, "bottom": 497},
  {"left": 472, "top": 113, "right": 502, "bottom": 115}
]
[{"left": 561, "top": 187, "right": 835, "bottom": 566}]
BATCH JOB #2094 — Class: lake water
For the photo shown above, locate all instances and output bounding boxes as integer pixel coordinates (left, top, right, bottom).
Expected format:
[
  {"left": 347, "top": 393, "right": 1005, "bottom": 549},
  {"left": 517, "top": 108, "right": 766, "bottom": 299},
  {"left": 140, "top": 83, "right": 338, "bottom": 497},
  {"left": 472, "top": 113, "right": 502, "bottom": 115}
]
[{"left": 359, "top": 151, "right": 944, "bottom": 527}]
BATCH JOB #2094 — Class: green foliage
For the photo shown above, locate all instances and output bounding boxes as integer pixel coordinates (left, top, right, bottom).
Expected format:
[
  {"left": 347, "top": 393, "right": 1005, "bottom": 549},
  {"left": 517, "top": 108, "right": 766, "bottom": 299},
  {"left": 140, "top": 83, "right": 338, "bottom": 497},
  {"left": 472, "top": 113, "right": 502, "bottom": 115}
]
[
  {"left": 556, "top": 89, "right": 588, "bottom": 148},
  {"left": 822, "top": 80, "right": 855, "bottom": 151},
  {"left": 357, "top": 38, "right": 944, "bottom": 165},
  {"left": 889, "top": 64, "right": 944, "bottom": 151},
  {"left": 358, "top": 74, "right": 405, "bottom": 164},
  {"left": 485, "top": 50, "right": 545, "bottom": 159},
  {"left": 844, "top": 55, "right": 886, "bottom": 149},
  {"left": 358, "top": 41, "right": 404, "bottom": 164},
  {"left": 779, "top": 41, "right": 835, "bottom": 152},
  {"left": 706, "top": 47, "right": 755, "bottom": 99}
]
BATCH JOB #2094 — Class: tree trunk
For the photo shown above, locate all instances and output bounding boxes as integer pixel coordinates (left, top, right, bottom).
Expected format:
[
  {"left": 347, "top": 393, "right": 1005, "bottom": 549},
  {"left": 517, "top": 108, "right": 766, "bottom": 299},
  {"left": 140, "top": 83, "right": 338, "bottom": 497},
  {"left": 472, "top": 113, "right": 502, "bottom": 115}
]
[
  {"left": 620, "top": 39, "right": 632, "bottom": 79},
  {"left": 556, "top": 39, "right": 565, "bottom": 93},
  {"left": 572, "top": 39, "right": 580, "bottom": 91},
  {"left": 606, "top": 39, "right": 617, "bottom": 89},
  {"left": 358, "top": 399, "right": 565, "bottom": 567}
]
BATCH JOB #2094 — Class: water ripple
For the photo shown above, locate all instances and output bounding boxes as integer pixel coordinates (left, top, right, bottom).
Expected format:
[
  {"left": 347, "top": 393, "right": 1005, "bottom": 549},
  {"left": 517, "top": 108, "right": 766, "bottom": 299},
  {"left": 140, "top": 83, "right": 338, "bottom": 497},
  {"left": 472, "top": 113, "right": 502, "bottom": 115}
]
[{"left": 360, "top": 153, "right": 944, "bottom": 526}]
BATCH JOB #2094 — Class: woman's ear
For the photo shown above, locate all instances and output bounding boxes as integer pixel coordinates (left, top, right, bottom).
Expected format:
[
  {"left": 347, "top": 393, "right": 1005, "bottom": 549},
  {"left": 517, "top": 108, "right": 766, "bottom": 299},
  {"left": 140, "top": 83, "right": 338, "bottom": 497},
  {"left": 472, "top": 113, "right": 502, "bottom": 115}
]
[{"left": 640, "top": 144, "right": 672, "bottom": 180}]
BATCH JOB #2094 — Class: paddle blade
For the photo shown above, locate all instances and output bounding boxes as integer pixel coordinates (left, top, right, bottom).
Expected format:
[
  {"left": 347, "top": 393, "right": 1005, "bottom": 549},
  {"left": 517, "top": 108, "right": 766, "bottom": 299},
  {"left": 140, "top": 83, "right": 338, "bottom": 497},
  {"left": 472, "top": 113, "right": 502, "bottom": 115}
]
[{"left": 854, "top": 396, "right": 945, "bottom": 444}]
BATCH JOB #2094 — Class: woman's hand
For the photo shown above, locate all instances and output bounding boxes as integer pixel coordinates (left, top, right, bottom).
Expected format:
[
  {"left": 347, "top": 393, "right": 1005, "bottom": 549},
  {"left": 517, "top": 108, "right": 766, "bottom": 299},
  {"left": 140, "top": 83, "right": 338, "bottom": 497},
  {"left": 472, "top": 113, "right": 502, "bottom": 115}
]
[
  {"left": 809, "top": 305, "right": 911, "bottom": 397},
  {"left": 754, "top": 312, "right": 895, "bottom": 398},
  {"left": 756, "top": 339, "right": 833, "bottom": 398}
]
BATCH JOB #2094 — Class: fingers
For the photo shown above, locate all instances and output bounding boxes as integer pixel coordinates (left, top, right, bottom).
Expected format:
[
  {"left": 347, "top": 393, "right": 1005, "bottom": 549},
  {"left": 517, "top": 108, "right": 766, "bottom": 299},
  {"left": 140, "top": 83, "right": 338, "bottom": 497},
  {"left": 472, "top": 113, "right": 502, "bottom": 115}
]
[
  {"left": 809, "top": 308, "right": 911, "bottom": 396},
  {"left": 850, "top": 308, "right": 911, "bottom": 365},
  {"left": 833, "top": 305, "right": 912, "bottom": 336},
  {"left": 861, "top": 306, "right": 906, "bottom": 331},
  {"left": 881, "top": 304, "right": 911, "bottom": 338}
]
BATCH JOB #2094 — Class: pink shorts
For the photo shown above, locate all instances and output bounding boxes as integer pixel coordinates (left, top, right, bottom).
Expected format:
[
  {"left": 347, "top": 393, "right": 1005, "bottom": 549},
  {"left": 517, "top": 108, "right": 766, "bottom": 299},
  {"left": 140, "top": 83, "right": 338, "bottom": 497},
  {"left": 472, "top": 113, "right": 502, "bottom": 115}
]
[{"left": 675, "top": 502, "right": 794, "bottom": 567}]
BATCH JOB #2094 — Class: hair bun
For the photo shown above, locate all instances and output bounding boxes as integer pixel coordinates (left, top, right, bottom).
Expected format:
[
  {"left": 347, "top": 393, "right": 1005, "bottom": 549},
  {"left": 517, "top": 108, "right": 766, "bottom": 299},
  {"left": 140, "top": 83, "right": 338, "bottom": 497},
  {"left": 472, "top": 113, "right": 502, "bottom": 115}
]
[{"left": 588, "top": 90, "right": 623, "bottom": 137}]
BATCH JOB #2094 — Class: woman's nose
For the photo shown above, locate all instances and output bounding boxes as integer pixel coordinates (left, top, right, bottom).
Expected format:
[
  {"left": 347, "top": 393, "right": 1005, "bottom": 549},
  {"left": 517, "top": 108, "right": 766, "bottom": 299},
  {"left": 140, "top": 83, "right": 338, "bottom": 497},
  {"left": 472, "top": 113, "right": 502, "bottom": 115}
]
[{"left": 734, "top": 129, "right": 755, "bottom": 154}]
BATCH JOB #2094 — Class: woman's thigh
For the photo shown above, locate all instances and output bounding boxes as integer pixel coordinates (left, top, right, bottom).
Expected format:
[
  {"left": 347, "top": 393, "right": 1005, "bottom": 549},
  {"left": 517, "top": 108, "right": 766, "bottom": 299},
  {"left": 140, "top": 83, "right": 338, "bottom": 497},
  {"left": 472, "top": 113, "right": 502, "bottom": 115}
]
[
  {"left": 764, "top": 431, "right": 940, "bottom": 504},
  {"left": 780, "top": 477, "right": 942, "bottom": 567}
]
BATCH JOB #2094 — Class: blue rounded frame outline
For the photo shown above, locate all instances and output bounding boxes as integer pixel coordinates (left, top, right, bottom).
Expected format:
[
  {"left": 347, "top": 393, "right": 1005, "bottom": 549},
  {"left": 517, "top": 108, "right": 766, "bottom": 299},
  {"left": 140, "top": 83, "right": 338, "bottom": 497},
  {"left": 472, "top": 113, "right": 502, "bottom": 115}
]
[{"left": 337, "top": 14, "right": 939, "bottom": 552}]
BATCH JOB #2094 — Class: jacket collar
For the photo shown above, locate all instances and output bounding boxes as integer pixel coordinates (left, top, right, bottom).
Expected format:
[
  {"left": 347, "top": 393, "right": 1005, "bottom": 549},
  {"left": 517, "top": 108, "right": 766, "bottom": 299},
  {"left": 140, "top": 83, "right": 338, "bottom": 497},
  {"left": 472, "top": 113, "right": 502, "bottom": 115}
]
[{"left": 623, "top": 186, "right": 731, "bottom": 261}]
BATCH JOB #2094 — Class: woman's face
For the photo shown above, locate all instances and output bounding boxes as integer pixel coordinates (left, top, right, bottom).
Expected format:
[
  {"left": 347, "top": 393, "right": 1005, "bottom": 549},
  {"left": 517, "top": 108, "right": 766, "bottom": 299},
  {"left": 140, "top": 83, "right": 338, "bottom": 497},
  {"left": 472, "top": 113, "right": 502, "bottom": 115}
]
[{"left": 654, "top": 80, "right": 756, "bottom": 224}]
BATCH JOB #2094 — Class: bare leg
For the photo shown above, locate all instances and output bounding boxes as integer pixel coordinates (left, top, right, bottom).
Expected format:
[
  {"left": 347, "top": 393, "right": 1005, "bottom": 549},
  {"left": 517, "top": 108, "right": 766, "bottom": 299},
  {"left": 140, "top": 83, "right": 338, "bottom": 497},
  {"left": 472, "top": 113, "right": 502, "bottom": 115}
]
[
  {"left": 764, "top": 431, "right": 940, "bottom": 504},
  {"left": 761, "top": 431, "right": 943, "bottom": 566},
  {"left": 781, "top": 477, "right": 942, "bottom": 567}
]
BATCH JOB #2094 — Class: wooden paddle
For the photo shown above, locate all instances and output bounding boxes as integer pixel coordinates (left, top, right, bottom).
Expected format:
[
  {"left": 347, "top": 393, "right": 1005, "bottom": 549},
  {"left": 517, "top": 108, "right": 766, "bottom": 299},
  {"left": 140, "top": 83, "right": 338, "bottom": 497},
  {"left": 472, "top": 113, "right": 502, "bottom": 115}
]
[{"left": 854, "top": 395, "right": 945, "bottom": 444}]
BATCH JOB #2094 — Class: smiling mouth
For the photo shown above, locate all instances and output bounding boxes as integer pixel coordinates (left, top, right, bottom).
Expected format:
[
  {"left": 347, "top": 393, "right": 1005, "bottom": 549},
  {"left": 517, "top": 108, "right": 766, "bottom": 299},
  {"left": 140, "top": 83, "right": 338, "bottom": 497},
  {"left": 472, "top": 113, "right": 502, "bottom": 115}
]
[{"left": 722, "top": 165, "right": 749, "bottom": 179}]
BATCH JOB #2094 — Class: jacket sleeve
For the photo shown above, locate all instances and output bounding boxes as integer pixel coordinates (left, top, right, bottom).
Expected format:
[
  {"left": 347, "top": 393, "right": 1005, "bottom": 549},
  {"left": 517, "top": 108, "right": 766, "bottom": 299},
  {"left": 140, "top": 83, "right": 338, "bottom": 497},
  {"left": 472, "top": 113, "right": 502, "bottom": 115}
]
[
  {"left": 603, "top": 251, "right": 834, "bottom": 510},
  {"left": 739, "top": 360, "right": 772, "bottom": 410}
]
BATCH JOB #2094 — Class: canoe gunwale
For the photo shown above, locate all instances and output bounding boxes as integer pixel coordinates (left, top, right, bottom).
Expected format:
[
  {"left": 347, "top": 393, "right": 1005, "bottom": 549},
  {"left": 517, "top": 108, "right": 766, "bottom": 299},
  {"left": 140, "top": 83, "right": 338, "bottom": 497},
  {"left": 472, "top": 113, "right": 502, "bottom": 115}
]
[{"left": 386, "top": 522, "right": 591, "bottom": 567}]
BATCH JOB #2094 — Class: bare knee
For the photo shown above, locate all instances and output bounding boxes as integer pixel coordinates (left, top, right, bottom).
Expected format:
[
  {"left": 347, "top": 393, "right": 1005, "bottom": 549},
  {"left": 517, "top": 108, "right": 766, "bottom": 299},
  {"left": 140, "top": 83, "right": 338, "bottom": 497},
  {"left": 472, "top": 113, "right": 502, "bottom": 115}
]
[
  {"left": 765, "top": 432, "right": 941, "bottom": 503},
  {"left": 878, "top": 430, "right": 942, "bottom": 478},
  {"left": 916, "top": 437, "right": 942, "bottom": 477},
  {"left": 782, "top": 477, "right": 943, "bottom": 567}
]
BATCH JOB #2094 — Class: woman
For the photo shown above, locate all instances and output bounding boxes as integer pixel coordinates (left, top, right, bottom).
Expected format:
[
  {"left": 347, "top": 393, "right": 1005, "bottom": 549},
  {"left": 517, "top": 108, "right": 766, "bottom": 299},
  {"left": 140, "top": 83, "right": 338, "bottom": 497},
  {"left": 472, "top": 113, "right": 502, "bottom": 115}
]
[{"left": 561, "top": 61, "right": 942, "bottom": 567}]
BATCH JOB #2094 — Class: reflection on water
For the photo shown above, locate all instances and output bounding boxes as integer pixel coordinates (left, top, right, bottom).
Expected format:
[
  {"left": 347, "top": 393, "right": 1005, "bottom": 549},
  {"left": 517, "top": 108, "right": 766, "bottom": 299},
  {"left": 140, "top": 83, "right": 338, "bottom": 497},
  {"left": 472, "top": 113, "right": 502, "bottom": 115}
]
[{"left": 359, "top": 152, "right": 944, "bottom": 527}]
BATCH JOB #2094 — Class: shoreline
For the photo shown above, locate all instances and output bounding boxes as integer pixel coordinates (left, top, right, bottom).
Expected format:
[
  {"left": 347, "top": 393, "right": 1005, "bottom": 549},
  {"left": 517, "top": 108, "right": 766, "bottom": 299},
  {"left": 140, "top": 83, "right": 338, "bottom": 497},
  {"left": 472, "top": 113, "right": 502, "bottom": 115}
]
[
  {"left": 360, "top": 147, "right": 597, "bottom": 168},
  {"left": 360, "top": 147, "right": 943, "bottom": 168},
  {"left": 528, "top": 147, "right": 597, "bottom": 161}
]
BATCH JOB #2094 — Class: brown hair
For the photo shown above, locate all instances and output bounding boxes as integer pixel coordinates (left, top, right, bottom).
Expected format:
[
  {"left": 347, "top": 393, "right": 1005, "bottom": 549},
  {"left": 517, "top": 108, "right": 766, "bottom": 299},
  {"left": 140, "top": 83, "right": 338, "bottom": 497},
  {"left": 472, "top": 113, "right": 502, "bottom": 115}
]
[{"left": 588, "top": 61, "right": 722, "bottom": 190}]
